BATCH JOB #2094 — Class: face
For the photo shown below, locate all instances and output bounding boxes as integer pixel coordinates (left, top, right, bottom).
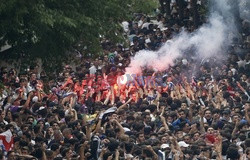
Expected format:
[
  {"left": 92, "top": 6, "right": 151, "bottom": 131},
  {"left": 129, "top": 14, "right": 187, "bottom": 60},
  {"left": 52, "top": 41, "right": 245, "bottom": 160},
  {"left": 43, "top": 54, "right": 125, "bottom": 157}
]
[
  {"left": 207, "top": 127, "right": 214, "bottom": 134},
  {"left": 184, "top": 136, "right": 191, "bottom": 144},
  {"left": 145, "top": 115, "right": 151, "bottom": 124},
  {"left": 202, "top": 148, "right": 211, "bottom": 158},
  {"left": 247, "top": 150, "right": 250, "bottom": 159},
  {"left": 104, "top": 55, "right": 108, "bottom": 62},
  {"left": 232, "top": 115, "right": 240, "bottom": 123},
  {"left": 138, "top": 134, "right": 145, "bottom": 142},
  {"left": 28, "top": 118, "right": 34, "bottom": 124},
  {"left": 38, "top": 121, "right": 44, "bottom": 128},
  {"left": 0, "top": 111, "right": 5, "bottom": 119},
  {"left": 111, "top": 113, "right": 118, "bottom": 120},
  {"left": 241, "top": 124, "right": 248, "bottom": 131},
  {"left": 246, "top": 102, "right": 250, "bottom": 109},
  {"left": 161, "top": 136, "right": 168, "bottom": 144},
  {"left": 181, "top": 103, "right": 187, "bottom": 110},
  {"left": 52, "top": 123, "right": 59, "bottom": 130},
  {"left": 167, "top": 77, "right": 172, "bottom": 82},
  {"left": 76, "top": 122, "right": 81, "bottom": 130},
  {"left": 159, "top": 106, "right": 165, "bottom": 113},
  {"left": 132, "top": 93, "right": 137, "bottom": 101},
  {"left": 223, "top": 113, "right": 230, "bottom": 119},
  {"left": 21, "top": 149, "right": 28, "bottom": 155},
  {"left": 64, "top": 72, "right": 69, "bottom": 78},
  {"left": 20, "top": 79, "right": 27, "bottom": 87},
  {"left": 213, "top": 112, "right": 220, "bottom": 120},
  {"left": 7, "top": 111, "right": 12, "bottom": 118},
  {"left": 242, "top": 75, "right": 247, "bottom": 81},
  {"left": 193, "top": 133, "right": 200, "bottom": 141},
  {"left": 8, "top": 152, "right": 16, "bottom": 160},
  {"left": 157, "top": 86, "right": 162, "bottom": 92},
  {"left": 205, "top": 78, "right": 210, "bottom": 84},
  {"left": 167, "top": 116, "right": 173, "bottom": 123},
  {"left": 150, "top": 135, "right": 157, "bottom": 139},
  {"left": 54, "top": 131, "right": 63, "bottom": 141},
  {"left": 179, "top": 111, "right": 186, "bottom": 120},
  {"left": 22, "top": 126, "right": 29, "bottom": 133},
  {"left": 31, "top": 74, "right": 37, "bottom": 81},
  {"left": 48, "top": 127, "right": 54, "bottom": 136},
  {"left": 183, "top": 123, "right": 190, "bottom": 132},
  {"left": 66, "top": 149, "right": 73, "bottom": 158},
  {"left": 119, "top": 94, "right": 126, "bottom": 101},
  {"left": 205, "top": 110, "right": 212, "bottom": 119},
  {"left": 176, "top": 131, "right": 183, "bottom": 139}
]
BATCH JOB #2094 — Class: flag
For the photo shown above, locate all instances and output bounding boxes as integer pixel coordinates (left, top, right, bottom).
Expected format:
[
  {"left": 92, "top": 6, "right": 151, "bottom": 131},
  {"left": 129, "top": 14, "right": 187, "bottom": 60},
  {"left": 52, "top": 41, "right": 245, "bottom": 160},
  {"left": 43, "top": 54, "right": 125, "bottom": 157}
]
[
  {"left": 0, "top": 129, "right": 13, "bottom": 152},
  {"left": 108, "top": 53, "right": 115, "bottom": 63}
]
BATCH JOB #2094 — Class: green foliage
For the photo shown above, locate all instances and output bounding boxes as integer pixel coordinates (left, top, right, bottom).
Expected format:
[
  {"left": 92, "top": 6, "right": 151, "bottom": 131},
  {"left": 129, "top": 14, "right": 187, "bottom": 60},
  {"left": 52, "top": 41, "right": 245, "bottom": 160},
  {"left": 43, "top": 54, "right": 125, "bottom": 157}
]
[
  {"left": 130, "top": 0, "right": 159, "bottom": 14},
  {"left": 0, "top": 0, "right": 158, "bottom": 72}
]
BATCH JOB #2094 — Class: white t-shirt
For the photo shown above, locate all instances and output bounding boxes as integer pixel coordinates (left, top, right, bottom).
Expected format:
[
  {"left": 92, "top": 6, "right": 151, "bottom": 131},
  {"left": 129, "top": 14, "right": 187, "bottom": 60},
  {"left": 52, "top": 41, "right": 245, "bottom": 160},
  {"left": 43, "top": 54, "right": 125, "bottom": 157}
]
[{"left": 89, "top": 65, "right": 97, "bottom": 75}]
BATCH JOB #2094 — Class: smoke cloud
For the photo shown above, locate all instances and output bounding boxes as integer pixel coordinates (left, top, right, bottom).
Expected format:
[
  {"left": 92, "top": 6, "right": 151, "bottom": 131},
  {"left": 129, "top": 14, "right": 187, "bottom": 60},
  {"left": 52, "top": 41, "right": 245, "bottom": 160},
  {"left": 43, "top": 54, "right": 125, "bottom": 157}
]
[
  {"left": 125, "top": 0, "right": 239, "bottom": 74},
  {"left": 239, "top": 0, "right": 250, "bottom": 21}
]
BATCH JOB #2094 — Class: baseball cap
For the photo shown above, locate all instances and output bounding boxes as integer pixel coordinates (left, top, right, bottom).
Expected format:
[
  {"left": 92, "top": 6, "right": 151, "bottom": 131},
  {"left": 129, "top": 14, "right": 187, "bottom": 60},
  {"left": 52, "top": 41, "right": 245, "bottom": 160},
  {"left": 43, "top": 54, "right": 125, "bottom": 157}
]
[
  {"left": 178, "top": 141, "right": 189, "bottom": 147},
  {"left": 161, "top": 144, "right": 170, "bottom": 149}
]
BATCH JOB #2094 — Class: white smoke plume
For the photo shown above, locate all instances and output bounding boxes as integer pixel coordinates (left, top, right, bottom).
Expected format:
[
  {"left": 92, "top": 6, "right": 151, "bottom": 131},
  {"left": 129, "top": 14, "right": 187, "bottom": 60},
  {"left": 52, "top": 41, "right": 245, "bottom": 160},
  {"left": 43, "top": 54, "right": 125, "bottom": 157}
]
[
  {"left": 239, "top": 0, "right": 250, "bottom": 21},
  {"left": 125, "top": 0, "right": 238, "bottom": 74}
]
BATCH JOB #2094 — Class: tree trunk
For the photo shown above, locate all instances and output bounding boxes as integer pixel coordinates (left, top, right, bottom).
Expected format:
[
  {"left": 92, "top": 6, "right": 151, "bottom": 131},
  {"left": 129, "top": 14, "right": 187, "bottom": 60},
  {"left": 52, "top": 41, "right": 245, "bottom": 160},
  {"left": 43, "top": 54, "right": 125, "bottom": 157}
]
[
  {"left": 165, "top": 0, "right": 171, "bottom": 17},
  {"left": 177, "top": 0, "right": 184, "bottom": 20},
  {"left": 191, "top": 0, "right": 199, "bottom": 28},
  {"left": 159, "top": 0, "right": 171, "bottom": 16},
  {"left": 159, "top": 0, "right": 165, "bottom": 14}
]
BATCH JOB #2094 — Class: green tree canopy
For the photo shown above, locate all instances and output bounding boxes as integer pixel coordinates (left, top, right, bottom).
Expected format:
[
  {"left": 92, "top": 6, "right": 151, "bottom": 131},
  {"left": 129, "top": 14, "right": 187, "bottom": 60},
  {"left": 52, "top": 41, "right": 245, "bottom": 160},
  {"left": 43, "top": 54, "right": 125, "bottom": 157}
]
[{"left": 0, "top": 0, "right": 158, "bottom": 71}]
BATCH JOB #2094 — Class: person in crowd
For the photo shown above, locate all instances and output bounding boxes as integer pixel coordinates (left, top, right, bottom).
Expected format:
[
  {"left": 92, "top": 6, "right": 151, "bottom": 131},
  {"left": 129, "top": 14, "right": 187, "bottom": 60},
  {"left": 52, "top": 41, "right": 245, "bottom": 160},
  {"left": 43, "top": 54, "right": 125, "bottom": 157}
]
[{"left": 0, "top": 1, "right": 249, "bottom": 159}]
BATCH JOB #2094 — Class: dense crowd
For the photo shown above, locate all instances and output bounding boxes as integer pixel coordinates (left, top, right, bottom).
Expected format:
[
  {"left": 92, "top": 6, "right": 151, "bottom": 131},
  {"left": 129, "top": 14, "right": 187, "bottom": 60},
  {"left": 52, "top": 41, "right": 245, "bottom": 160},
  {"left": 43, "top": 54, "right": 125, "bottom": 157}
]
[{"left": 0, "top": 1, "right": 250, "bottom": 160}]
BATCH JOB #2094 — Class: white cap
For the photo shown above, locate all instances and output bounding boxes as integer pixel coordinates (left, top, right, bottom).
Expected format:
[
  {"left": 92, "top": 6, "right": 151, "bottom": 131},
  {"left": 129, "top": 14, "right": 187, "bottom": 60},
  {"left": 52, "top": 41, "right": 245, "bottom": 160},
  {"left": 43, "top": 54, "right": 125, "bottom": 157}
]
[
  {"left": 145, "top": 38, "right": 151, "bottom": 44},
  {"left": 123, "top": 127, "right": 131, "bottom": 132},
  {"left": 125, "top": 154, "right": 133, "bottom": 158},
  {"left": 32, "top": 96, "right": 38, "bottom": 102},
  {"left": 39, "top": 106, "right": 45, "bottom": 110},
  {"left": 161, "top": 144, "right": 170, "bottom": 149},
  {"left": 231, "top": 68, "right": 237, "bottom": 75},
  {"left": 178, "top": 141, "right": 189, "bottom": 147},
  {"left": 237, "top": 60, "right": 246, "bottom": 68},
  {"left": 182, "top": 59, "right": 188, "bottom": 65}
]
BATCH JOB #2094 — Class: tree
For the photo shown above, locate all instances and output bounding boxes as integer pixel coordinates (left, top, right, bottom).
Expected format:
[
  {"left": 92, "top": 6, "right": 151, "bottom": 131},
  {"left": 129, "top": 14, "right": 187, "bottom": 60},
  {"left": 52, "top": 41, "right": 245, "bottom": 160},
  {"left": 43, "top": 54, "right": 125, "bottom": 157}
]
[
  {"left": 0, "top": 0, "right": 158, "bottom": 72},
  {"left": 176, "top": 0, "right": 185, "bottom": 20},
  {"left": 159, "top": 0, "right": 171, "bottom": 16},
  {"left": 190, "top": 0, "right": 199, "bottom": 28}
]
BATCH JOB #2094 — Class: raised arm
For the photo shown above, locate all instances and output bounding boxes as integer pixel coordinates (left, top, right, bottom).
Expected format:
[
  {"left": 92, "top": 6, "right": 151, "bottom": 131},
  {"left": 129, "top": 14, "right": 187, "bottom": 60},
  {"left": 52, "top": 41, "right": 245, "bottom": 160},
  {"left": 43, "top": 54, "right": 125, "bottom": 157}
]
[
  {"left": 117, "top": 97, "right": 132, "bottom": 112},
  {"left": 103, "top": 90, "right": 111, "bottom": 105}
]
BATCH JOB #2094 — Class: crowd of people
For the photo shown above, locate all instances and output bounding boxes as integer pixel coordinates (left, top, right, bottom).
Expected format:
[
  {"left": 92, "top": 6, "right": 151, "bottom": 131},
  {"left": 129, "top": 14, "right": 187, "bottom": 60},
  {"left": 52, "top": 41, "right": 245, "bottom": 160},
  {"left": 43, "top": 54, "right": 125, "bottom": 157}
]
[{"left": 0, "top": 1, "right": 250, "bottom": 160}]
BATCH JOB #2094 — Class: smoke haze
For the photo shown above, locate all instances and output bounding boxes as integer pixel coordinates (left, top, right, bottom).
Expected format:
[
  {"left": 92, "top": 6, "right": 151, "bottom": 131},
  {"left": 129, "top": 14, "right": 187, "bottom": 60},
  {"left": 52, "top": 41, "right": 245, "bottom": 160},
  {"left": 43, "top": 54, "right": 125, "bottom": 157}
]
[
  {"left": 239, "top": 0, "right": 250, "bottom": 21},
  {"left": 125, "top": 0, "right": 239, "bottom": 74}
]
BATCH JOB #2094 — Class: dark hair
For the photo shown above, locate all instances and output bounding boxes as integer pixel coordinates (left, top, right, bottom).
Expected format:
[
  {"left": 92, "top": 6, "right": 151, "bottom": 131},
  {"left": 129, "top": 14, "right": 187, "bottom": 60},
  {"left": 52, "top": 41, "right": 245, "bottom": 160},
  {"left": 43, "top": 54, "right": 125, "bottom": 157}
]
[
  {"left": 61, "top": 147, "right": 70, "bottom": 157},
  {"left": 51, "top": 143, "right": 60, "bottom": 151},
  {"left": 7, "top": 151, "right": 14, "bottom": 157},
  {"left": 103, "top": 151, "right": 113, "bottom": 160},
  {"left": 227, "top": 146, "right": 240, "bottom": 159},
  {"left": 142, "top": 147, "right": 154, "bottom": 157},
  {"left": 127, "top": 115, "right": 135, "bottom": 121},
  {"left": 32, "top": 148, "right": 43, "bottom": 159},
  {"left": 148, "top": 104, "right": 157, "bottom": 113},
  {"left": 179, "top": 121, "right": 189, "bottom": 130},
  {"left": 245, "top": 138, "right": 250, "bottom": 148}
]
